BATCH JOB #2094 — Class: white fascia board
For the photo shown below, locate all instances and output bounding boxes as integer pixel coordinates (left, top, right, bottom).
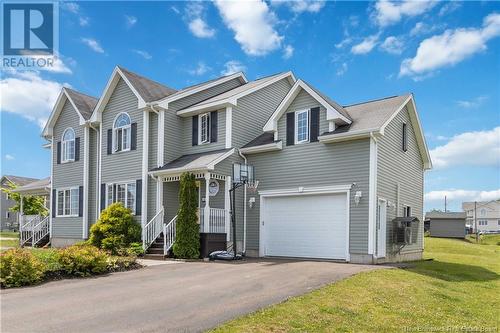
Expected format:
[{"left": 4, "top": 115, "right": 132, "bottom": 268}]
[
  {"left": 208, "top": 148, "right": 236, "bottom": 169},
  {"left": 43, "top": 88, "right": 87, "bottom": 138},
  {"left": 90, "top": 66, "right": 147, "bottom": 123},
  {"left": 259, "top": 184, "right": 352, "bottom": 197},
  {"left": 149, "top": 167, "right": 209, "bottom": 178},
  {"left": 239, "top": 141, "right": 282, "bottom": 154},
  {"left": 177, "top": 72, "right": 296, "bottom": 117},
  {"left": 318, "top": 128, "right": 381, "bottom": 143},
  {"left": 155, "top": 72, "right": 248, "bottom": 109}
]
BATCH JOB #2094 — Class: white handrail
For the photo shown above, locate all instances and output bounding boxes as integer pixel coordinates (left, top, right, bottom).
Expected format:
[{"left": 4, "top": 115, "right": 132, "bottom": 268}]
[
  {"left": 163, "top": 215, "right": 177, "bottom": 255},
  {"left": 32, "top": 216, "right": 49, "bottom": 247},
  {"left": 19, "top": 215, "right": 39, "bottom": 247},
  {"left": 200, "top": 208, "right": 228, "bottom": 234},
  {"left": 143, "top": 207, "right": 164, "bottom": 250}
]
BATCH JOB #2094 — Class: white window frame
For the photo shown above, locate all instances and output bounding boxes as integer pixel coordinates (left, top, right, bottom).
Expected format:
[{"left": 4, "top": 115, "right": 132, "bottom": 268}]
[
  {"left": 479, "top": 220, "right": 487, "bottom": 226},
  {"left": 61, "top": 127, "right": 76, "bottom": 163},
  {"left": 105, "top": 181, "right": 136, "bottom": 214},
  {"left": 295, "top": 109, "right": 310, "bottom": 144},
  {"left": 198, "top": 113, "right": 210, "bottom": 145},
  {"left": 113, "top": 112, "right": 132, "bottom": 153},
  {"left": 403, "top": 205, "right": 411, "bottom": 217},
  {"left": 56, "top": 187, "right": 79, "bottom": 217}
]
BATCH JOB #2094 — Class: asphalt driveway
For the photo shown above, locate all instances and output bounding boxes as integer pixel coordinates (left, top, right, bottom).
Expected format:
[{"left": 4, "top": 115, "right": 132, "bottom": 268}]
[{"left": 1, "top": 259, "right": 382, "bottom": 333}]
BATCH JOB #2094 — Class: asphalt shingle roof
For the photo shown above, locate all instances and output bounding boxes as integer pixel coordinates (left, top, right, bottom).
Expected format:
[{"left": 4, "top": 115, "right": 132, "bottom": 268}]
[
  {"left": 425, "top": 212, "right": 467, "bottom": 219},
  {"left": 64, "top": 88, "right": 98, "bottom": 120},
  {"left": 1, "top": 175, "right": 39, "bottom": 187},
  {"left": 118, "top": 66, "right": 177, "bottom": 103},
  {"left": 151, "top": 149, "right": 232, "bottom": 172}
]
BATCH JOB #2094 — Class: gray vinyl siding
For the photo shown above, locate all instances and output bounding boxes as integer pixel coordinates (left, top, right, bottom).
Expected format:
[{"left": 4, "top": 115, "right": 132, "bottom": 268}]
[
  {"left": 246, "top": 90, "right": 370, "bottom": 254},
  {"left": 164, "top": 182, "right": 180, "bottom": 223},
  {"left": 429, "top": 219, "right": 466, "bottom": 238},
  {"left": 100, "top": 79, "right": 143, "bottom": 217},
  {"left": 377, "top": 106, "right": 424, "bottom": 254},
  {"left": 180, "top": 109, "right": 226, "bottom": 154},
  {"left": 52, "top": 100, "right": 84, "bottom": 239},
  {"left": 232, "top": 78, "right": 292, "bottom": 148},
  {"left": 88, "top": 127, "right": 98, "bottom": 226},
  {"left": 1, "top": 181, "right": 17, "bottom": 230}
]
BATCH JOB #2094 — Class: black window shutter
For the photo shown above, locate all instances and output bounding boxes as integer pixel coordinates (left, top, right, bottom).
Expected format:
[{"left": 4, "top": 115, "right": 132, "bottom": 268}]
[
  {"left": 192, "top": 116, "right": 198, "bottom": 146},
  {"left": 113, "top": 184, "right": 117, "bottom": 202},
  {"left": 57, "top": 141, "right": 61, "bottom": 164},
  {"left": 107, "top": 129, "right": 112, "bottom": 155},
  {"left": 100, "top": 184, "right": 106, "bottom": 211},
  {"left": 310, "top": 107, "right": 320, "bottom": 142},
  {"left": 117, "top": 129, "right": 122, "bottom": 152},
  {"left": 52, "top": 189, "right": 56, "bottom": 218},
  {"left": 286, "top": 112, "right": 295, "bottom": 146},
  {"left": 131, "top": 123, "right": 137, "bottom": 150},
  {"left": 78, "top": 186, "right": 83, "bottom": 217},
  {"left": 210, "top": 111, "right": 218, "bottom": 143},
  {"left": 74, "top": 137, "right": 80, "bottom": 161},
  {"left": 135, "top": 179, "right": 142, "bottom": 215}
]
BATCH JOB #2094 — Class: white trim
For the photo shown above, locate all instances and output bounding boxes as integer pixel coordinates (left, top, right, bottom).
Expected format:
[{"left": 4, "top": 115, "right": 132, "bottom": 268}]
[
  {"left": 239, "top": 141, "right": 282, "bottom": 154},
  {"left": 177, "top": 72, "right": 296, "bottom": 116},
  {"left": 263, "top": 79, "right": 351, "bottom": 133},
  {"left": 207, "top": 148, "right": 235, "bottom": 169},
  {"left": 61, "top": 127, "right": 76, "bottom": 163},
  {"left": 155, "top": 72, "right": 248, "bottom": 108},
  {"left": 318, "top": 128, "right": 381, "bottom": 143},
  {"left": 141, "top": 110, "right": 149, "bottom": 232},
  {"left": 376, "top": 198, "right": 387, "bottom": 258},
  {"left": 42, "top": 88, "right": 87, "bottom": 138},
  {"left": 157, "top": 109, "right": 165, "bottom": 167},
  {"left": 95, "top": 125, "right": 101, "bottom": 222},
  {"left": 55, "top": 187, "right": 80, "bottom": 217},
  {"left": 50, "top": 139, "right": 54, "bottom": 237},
  {"left": 225, "top": 106, "right": 232, "bottom": 148},
  {"left": 105, "top": 181, "right": 137, "bottom": 215},
  {"left": 368, "top": 135, "right": 378, "bottom": 255},
  {"left": 98, "top": 124, "right": 102, "bottom": 220},
  {"left": 112, "top": 112, "right": 132, "bottom": 153},
  {"left": 294, "top": 109, "right": 310, "bottom": 144},
  {"left": 198, "top": 113, "right": 210, "bottom": 145},
  {"left": 258, "top": 185, "right": 351, "bottom": 261},
  {"left": 82, "top": 126, "right": 89, "bottom": 239}
]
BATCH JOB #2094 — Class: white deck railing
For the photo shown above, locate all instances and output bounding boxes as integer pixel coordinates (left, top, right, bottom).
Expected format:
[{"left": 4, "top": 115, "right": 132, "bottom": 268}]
[
  {"left": 143, "top": 207, "right": 164, "bottom": 250},
  {"left": 32, "top": 216, "right": 49, "bottom": 246},
  {"left": 200, "top": 208, "right": 228, "bottom": 234},
  {"left": 19, "top": 215, "right": 39, "bottom": 247},
  {"left": 163, "top": 215, "right": 177, "bottom": 254}
]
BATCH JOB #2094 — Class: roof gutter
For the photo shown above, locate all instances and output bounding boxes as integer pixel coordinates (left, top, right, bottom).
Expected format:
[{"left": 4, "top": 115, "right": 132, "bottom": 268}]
[{"left": 318, "top": 128, "right": 382, "bottom": 144}]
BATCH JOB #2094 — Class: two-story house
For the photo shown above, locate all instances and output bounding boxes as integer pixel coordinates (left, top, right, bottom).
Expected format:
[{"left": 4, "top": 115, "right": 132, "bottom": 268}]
[
  {"left": 41, "top": 66, "right": 431, "bottom": 264},
  {"left": 463, "top": 200, "right": 500, "bottom": 233}
]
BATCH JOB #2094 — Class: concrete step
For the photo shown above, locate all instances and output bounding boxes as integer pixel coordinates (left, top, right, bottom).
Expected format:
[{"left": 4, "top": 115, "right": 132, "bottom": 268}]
[
  {"left": 146, "top": 247, "right": 164, "bottom": 255},
  {"left": 142, "top": 254, "right": 165, "bottom": 260}
]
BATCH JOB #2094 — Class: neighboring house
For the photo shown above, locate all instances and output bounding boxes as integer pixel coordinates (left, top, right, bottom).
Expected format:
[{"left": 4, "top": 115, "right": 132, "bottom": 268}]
[
  {"left": 40, "top": 66, "right": 431, "bottom": 263},
  {"left": 463, "top": 200, "right": 500, "bottom": 233},
  {"left": 0, "top": 175, "right": 39, "bottom": 231},
  {"left": 425, "top": 212, "right": 466, "bottom": 238}
]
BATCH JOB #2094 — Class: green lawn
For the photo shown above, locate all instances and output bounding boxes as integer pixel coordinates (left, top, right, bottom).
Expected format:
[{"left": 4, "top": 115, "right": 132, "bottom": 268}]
[
  {"left": 0, "top": 232, "right": 19, "bottom": 249},
  {"left": 466, "top": 233, "right": 500, "bottom": 246},
  {"left": 0, "top": 231, "right": 19, "bottom": 239},
  {"left": 213, "top": 238, "right": 500, "bottom": 333}
]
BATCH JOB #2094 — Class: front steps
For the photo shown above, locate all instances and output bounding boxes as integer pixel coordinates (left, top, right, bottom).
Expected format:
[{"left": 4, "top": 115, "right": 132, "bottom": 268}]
[{"left": 144, "top": 233, "right": 167, "bottom": 260}]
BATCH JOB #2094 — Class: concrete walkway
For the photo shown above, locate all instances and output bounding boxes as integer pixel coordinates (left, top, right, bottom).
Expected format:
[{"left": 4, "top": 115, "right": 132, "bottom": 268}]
[{"left": 1, "top": 259, "right": 383, "bottom": 333}]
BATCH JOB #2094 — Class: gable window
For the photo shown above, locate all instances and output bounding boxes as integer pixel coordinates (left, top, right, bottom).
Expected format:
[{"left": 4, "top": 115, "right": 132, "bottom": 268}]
[
  {"left": 106, "top": 181, "right": 136, "bottom": 214},
  {"left": 62, "top": 128, "right": 75, "bottom": 162},
  {"left": 295, "top": 110, "right": 309, "bottom": 144},
  {"left": 198, "top": 113, "right": 210, "bottom": 144},
  {"left": 402, "top": 123, "right": 408, "bottom": 152},
  {"left": 403, "top": 206, "right": 411, "bottom": 217},
  {"left": 113, "top": 113, "right": 131, "bottom": 153},
  {"left": 56, "top": 188, "right": 79, "bottom": 217}
]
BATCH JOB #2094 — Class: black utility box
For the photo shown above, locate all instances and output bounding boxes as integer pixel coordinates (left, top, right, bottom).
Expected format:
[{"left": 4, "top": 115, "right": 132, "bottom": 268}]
[{"left": 200, "top": 233, "right": 227, "bottom": 258}]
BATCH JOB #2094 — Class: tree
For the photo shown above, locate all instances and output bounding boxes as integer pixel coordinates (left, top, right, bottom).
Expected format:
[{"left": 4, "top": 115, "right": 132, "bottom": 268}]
[
  {"left": 173, "top": 172, "right": 200, "bottom": 259},
  {"left": 0, "top": 183, "right": 48, "bottom": 216}
]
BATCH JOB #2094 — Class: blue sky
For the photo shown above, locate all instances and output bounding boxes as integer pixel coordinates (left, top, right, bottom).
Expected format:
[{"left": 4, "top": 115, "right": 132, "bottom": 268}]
[{"left": 1, "top": 0, "right": 499, "bottom": 212}]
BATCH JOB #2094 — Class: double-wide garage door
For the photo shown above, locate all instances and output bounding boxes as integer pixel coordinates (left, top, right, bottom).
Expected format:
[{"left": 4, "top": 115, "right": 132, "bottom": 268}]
[{"left": 262, "top": 193, "right": 348, "bottom": 260}]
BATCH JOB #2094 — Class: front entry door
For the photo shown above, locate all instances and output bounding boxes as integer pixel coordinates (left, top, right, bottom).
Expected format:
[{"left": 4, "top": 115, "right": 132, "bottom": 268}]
[{"left": 377, "top": 199, "right": 387, "bottom": 258}]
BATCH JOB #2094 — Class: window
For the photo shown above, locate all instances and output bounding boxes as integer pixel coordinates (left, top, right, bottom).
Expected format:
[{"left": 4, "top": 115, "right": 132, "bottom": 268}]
[
  {"left": 56, "top": 188, "right": 79, "bottom": 217},
  {"left": 402, "top": 123, "right": 408, "bottom": 152},
  {"left": 480, "top": 208, "right": 486, "bottom": 217},
  {"left": 198, "top": 113, "right": 210, "bottom": 144},
  {"left": 403, "top": 206, "right": 411, "bottom": 217},
  {"left": 497, "top": 220, "right": 500, "bottom": 226},
  {"left": 106, "top": 181, "right": 136, "bottom": 213},
  {"left": 62, "top": 128, "right": 75, "bottom": 162},
  {"left": 113, "top": 113, "right": 131, "bottom": 152},
  {"left": 478, "top": 220, "right": 488, "bottom": 226},
  {"left": 295, "top": 110, "right": 309, "bottom": 144},
  {"left": 5, "top": 211, "right": 10, "bottom": 219}
]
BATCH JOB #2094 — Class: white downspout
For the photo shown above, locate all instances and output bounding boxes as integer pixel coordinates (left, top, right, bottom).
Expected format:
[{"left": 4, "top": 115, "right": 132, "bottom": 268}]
[{"left": 238, "top": 149, "right": 247, "bottom": 254}]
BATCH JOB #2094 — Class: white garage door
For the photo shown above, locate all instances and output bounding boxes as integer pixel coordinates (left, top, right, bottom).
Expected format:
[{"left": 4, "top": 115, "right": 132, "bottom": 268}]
[{"left": 262, "top": 193, "right": 348, "bottom": 260}]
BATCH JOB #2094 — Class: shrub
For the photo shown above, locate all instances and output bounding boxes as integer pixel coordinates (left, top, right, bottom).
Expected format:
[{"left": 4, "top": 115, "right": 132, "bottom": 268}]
[
  {"left": 173, "top": 172, "right": 200, "bottom": 259},
  {"left": 127, "top": 242, "right": 144, "bottom": 256},
  {"left": 0, "top": 249, "right": 46, "bottom": 288},
  {"left": 107, "top": 256, "right": 141, "bottom": 272},
  {"left": 89, "top": 202, "right": 141, "bottom": 255},
  {"left": 58, "top": 244, "right": 108, "bottom": 277}
]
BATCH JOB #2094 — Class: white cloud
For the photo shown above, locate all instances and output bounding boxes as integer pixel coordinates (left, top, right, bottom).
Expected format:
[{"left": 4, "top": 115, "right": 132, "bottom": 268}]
[
  {"left": 132, "top": 49, "right": 152, "bottom": 60},
  {"left": 171, "top": 6, "right": 180, "bottom": 14},
  {"left": 380, "top": 36, "right": 404, "bottom": 55},
  {"left": 79, "top": 17, "right": 89, "bottom": 26},
  {"left": 335, "top": 37, "right": 352, "bottom": 49},
  {"left": 61, "top": 2, "right": 89, "bottom": 26},
  {"left": 283, "top": 45, "right": 294, "bottom": 59},
  {"left": 409, "top": 22, "right": 439, "bottom": 37},
  {"left": 425, "top": 189, "right": 500, "bottom": 205},
  {"left": 81, "top": 38, "right": 104, "bottom": 53},
  {"left": 221, "top": 60, "right": 246, "bottom": 76},
  {"left": 189, "top": 62, "right": 211, "bottom": 76},
  {"left": 0, "top": 71, "right": 67, "bottom": 128},
  {"left": 4, "top": 154, "right": 15, "bottom": 161},
  {"left": 456, "top": 95, "right": 488, "bottom": 108},
  {"left": 271, "top": 0, "right": 325, "bottom": 13},
  {"left": 351, "top": 34, "right": 379, "bottom": 54},
  {"left": 215, "top": 0, "right": 283, "bottom": 56},
  {"left": 429, "top": 127, "right": 500, "bottom": 169},
  {"left": 372, "top": 0, "right": 437, "bottom": 27},
  {"left": 400, "top": 13, "right": 500, "bottom": 78},
  {"left": 439, "top": 1, "right": 462, "bottom": 16},
  {"left": 336, "top": 62, "right": 348, "bottom": 76},
  {"left": 125, "top": 15, "right": 137, "bottom": 28},
  {"left": 185, "top": 2, "right": 215, "bottom": 38}
]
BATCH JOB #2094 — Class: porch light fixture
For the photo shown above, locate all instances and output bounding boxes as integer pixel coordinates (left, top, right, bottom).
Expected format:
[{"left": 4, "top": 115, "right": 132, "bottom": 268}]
[{"left": 354, "top": 191, "right": 362, "bottom": 206}]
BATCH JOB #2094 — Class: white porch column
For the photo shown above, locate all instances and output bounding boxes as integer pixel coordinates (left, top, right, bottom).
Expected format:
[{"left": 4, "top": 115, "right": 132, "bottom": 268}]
[
  {"left": 224, "top": 176, "right": 231, "bottom": 241},
  {"left": 82, "top": 125, "right": 89, "bottom": 239},
  {"left": 204, "top": 172, "right": 210, "bottom": 232}
]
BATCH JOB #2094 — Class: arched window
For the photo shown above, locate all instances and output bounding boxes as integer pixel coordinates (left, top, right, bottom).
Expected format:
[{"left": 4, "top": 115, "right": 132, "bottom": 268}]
[
  {"left": 62, "top": 128, "right": 75, "bottom": 162},
  {"left": 480, "top": 209, "right": 486, "bottom": 217},
  {"left": 113, "top": 113, "right": 131, "bottom": 152}
]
